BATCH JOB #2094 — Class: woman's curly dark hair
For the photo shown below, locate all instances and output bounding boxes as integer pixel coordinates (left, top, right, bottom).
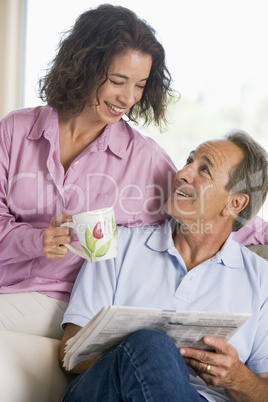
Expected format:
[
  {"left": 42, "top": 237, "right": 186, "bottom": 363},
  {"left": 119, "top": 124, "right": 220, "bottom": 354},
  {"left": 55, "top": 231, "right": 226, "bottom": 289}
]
[{"left": 38, "top": 4, "right": 173, "bottom": 126}]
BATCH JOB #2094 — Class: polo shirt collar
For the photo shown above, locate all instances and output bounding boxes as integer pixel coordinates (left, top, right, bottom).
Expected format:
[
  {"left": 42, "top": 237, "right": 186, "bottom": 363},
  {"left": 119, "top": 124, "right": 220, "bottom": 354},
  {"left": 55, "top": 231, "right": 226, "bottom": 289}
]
[
  {"left": 146, "top": 219, "right": 175, "bottom": 252},
  {"left": 147, "top": 219, "right": 244, "bottom": 269},
  {"left": 212, "top": 233, "right": 244, "bottom": 269}
]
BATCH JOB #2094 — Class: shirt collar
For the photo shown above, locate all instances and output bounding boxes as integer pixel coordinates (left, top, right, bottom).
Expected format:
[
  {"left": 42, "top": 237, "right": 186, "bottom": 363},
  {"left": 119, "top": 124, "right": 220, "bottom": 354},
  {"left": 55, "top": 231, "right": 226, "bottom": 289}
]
[
  {"left": 146, "top": 219, "right": 175, "bottom": 252},
  {"left": 27, "top": 106, "right": 58, "bottom": 140},
  {"left": 27, "top": 109, "right": 130, "bottom": 160},
  {"left": 82, "top": 119, "right": 129, "bottom": 159},
  {"left": 210, "top": 233, "right": 244, "bottom": 269},
  {"left": 147, "top": 220, "right": 244, "bottom": 269},
  {"left": 103, "top": 119, "right": 130, "bottom": 159}
]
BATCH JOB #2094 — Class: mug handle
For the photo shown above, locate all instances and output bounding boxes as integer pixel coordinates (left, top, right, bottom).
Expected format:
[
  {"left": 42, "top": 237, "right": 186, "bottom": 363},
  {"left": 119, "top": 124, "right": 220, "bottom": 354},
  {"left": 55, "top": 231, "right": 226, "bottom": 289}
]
[{"left": 61, "top": 221, "right": 86, "bottom": 259}]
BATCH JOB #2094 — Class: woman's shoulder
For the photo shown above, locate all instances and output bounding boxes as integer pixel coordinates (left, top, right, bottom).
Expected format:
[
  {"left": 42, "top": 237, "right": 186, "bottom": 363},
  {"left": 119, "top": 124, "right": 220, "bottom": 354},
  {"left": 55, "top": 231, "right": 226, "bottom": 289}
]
[
  {"left": 1, "top": 105, "right": 49, "bottom": 121},
  {"left": 1, "top": 105, "right": 52, "bottom": 129},
  {"left": 122, "top": 120, "right": 161, "bottom": 147},
  {"left": 112, "top": 119, "right": 175, "bottom": 163},
  {"left": 0, "top": 105, "right": 56, "bottom": 140}
]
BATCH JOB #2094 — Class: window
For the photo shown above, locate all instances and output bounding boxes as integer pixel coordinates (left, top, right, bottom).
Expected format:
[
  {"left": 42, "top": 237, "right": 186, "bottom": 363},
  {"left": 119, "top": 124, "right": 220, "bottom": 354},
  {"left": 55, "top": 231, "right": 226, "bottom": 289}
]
[{"left": 24, "top": 0, "right": 268, "bottom": 219}]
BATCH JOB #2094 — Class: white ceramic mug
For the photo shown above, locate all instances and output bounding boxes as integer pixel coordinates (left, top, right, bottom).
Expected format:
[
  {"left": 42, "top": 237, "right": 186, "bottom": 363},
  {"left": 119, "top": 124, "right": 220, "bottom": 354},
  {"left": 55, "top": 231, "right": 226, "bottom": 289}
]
[{"left": 61, "top": 207, "right": 117, "bottom": 263}]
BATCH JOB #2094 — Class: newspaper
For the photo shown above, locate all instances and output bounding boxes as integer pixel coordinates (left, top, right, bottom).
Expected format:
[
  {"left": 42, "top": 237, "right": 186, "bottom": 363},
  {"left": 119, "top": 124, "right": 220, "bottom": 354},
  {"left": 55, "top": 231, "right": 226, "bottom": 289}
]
[{"left": 64, "top": 305, "right": 251, "bottom": 370}]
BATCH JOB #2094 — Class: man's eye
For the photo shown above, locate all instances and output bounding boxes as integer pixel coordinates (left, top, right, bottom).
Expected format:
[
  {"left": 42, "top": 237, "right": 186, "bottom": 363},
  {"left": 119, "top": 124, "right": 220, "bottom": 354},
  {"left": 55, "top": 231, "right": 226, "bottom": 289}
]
[
  {"left": 201, "top": 166, "right": 210, "bottom": 174},
  {"left": 185, "top": 158, "right": 192, "bottom": 166}
]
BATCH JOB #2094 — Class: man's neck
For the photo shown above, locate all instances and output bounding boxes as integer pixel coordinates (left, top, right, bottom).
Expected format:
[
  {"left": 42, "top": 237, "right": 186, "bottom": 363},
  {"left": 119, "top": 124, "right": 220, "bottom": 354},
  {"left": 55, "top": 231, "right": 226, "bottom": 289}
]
[{"left": 172, "top": 220, "right": 233, "bottom": 271}]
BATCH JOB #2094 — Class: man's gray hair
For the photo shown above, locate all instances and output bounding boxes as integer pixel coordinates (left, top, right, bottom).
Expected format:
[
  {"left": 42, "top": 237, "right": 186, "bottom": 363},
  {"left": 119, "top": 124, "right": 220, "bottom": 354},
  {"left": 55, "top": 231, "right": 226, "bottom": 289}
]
[{"left": 225, "top": 129, "right": 268, "bottom": 231}]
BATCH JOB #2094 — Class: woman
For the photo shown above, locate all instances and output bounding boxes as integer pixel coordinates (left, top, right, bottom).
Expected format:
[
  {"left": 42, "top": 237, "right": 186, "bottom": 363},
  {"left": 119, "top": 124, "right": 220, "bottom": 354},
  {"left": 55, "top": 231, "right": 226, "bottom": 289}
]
[{"left": 0, "top": 4, "right": 177, "bottom": 338}]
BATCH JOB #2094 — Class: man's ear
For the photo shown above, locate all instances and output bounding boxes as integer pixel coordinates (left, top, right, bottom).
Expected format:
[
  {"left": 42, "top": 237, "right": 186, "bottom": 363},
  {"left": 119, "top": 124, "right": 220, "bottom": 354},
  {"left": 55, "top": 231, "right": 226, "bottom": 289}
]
[{"left": 223, "top": 193, "right": 249, "bottom": 216}]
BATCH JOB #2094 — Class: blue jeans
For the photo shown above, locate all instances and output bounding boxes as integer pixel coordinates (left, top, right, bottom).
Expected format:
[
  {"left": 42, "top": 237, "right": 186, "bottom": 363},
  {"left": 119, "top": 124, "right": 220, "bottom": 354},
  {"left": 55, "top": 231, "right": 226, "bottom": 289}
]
[{"left": 63, "top": 329, "right": 207, "bottom": 401}]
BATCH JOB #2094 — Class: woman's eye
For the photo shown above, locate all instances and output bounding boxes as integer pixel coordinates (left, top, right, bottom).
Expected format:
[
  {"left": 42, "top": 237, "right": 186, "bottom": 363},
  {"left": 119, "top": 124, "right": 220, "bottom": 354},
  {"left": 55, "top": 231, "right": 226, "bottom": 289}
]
[
  {"left": 136, "top": 84, "right": 146, "bottom": 89},
  {"left": 109, "top": 79, "right": 124, "bottom": 86}
]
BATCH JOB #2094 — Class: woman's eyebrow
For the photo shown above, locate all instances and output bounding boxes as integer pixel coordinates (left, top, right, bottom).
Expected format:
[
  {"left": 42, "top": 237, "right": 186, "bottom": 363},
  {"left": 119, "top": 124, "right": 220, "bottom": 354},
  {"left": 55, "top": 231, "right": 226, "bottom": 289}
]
[
  {"left": 109, "top": 73, "right": 129, "bottom": 79},
  {"left": 109, "top": 73, "right": 149, "bottom": 81}
]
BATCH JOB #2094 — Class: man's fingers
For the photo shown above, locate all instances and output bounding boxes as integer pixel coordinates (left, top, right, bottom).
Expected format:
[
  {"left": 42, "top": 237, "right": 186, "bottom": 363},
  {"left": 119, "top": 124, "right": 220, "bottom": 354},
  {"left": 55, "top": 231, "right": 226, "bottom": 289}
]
[{"left": 203, "top": 336, "right": 233, "bottom": 355}]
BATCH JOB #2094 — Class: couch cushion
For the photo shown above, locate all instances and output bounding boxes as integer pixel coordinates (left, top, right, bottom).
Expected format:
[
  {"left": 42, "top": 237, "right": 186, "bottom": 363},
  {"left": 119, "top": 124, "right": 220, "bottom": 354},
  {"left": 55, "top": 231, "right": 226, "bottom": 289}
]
[
  {"left": 0, "top": 330, "right": 74, "bottom": 402},
  {"left": 247, "top": 245, "right": 268, "bottom": 260}
]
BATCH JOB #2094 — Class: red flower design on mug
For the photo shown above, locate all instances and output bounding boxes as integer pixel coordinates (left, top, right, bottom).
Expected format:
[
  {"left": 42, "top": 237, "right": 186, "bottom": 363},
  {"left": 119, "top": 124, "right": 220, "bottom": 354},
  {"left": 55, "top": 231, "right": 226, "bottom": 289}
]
[{"left": 93, "top": 222, "right": 104, "bottom": 239}]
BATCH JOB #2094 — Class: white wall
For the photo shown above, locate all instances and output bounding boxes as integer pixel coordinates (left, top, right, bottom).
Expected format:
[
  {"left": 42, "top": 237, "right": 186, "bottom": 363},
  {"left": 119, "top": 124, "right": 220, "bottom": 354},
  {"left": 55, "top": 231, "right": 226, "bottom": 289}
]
[{"left": 0, "top": 0, "right": 26, "bottom": 117}]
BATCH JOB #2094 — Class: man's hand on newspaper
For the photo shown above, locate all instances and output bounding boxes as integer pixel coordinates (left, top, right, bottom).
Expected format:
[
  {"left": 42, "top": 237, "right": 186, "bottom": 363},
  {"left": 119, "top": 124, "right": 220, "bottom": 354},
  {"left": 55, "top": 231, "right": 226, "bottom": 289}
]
[{"left": 179, "top": 336, "right": 242, "bottom": 389}]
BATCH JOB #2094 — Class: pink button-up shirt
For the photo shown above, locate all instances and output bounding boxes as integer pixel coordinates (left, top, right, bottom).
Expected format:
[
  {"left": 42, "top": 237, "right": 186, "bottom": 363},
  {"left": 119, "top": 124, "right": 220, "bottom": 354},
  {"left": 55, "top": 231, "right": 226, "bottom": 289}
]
[{"left": 0, "top": 106, "right": 176, "bottom": 300}]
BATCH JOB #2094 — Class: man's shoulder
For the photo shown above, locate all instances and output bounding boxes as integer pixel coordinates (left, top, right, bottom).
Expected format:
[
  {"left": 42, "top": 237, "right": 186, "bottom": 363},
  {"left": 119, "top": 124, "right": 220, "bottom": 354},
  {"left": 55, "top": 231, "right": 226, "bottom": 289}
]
[
  {"left": 117, "top": 222, "right": 166, "bottom": 246},
  {"left": 117, "top": 224, "right": 160, "bottom": 240}
]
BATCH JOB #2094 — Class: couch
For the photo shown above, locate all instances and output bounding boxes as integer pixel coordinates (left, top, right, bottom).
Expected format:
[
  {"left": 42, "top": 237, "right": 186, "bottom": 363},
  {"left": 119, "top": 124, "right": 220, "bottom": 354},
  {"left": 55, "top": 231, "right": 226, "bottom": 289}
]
[
  {"left": 0, "top": 330, "right": 74, "bottom": 402},
  {"left": 0, "top": 245, "right": 267, "bottom": 402}
]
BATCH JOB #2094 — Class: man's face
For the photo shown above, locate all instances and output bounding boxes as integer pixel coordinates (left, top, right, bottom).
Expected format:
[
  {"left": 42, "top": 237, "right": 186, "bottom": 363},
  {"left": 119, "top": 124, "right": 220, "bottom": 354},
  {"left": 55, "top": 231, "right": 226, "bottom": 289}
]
[{"left": 164, "top": 139, "right": 245, "bottom": 227}]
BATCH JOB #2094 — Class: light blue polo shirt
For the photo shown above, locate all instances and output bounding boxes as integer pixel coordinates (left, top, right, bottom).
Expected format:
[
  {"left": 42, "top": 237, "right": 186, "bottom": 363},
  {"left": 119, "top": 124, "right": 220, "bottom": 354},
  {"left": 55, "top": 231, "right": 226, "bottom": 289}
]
[{"left": 63, "top": 220, "right": 268, "bottom": 402}]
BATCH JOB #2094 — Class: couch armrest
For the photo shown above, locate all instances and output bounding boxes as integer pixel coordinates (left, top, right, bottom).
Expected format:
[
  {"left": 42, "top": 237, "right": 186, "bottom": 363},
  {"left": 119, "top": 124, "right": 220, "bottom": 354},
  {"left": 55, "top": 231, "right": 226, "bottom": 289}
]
[{"left": 0, "top": 330, "right": 74, "bottom": 402}]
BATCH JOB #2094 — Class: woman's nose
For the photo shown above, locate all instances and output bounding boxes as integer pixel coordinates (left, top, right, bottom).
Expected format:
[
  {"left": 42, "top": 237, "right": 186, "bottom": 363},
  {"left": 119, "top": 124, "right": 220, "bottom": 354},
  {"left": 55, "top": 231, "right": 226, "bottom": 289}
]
[{"left": 118, "top": 85, "right": 136, "bottom": 106}]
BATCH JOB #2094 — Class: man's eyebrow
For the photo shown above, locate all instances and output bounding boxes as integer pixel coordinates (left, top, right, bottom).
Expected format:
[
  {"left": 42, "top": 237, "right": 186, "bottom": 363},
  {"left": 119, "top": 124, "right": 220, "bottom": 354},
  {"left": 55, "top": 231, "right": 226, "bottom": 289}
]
[
  {"left": 109, "top": 73, "right": 149, "bottom": 81},
  {"left": 202, "top": 155, "right": 214, "bottom": 167},
  {"left": 189, "top": 150, "right": 214, "bottom": 168}
]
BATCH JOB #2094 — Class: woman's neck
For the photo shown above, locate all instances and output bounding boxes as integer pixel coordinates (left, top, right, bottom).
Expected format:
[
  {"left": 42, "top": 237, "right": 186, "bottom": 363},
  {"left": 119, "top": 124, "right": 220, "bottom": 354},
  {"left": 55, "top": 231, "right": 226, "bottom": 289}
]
[{"left": 58, "top": 108, "right": 107, "bottom": 172}]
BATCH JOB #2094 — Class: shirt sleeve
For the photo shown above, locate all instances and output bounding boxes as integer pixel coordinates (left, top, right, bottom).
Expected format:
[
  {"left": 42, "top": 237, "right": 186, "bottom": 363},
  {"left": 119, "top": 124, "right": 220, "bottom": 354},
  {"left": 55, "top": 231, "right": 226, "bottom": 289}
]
[
  {"left": 62, "top": 257, "right": 118, "bottom": 328},
  {"left": 233, "top": 216, "right": 268, "bottom": 246},
  {"left": 246, "top": 268, "right": 268, "bottom": 374},
  {"left": 0, "top": 118, "right": 45, "bottom": 265}
]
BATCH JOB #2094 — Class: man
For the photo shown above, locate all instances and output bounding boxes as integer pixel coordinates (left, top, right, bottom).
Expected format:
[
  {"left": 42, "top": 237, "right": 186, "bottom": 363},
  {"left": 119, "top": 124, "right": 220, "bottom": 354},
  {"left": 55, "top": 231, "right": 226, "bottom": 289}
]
[{"left": 59, "top": 130, "right": 268, "bottom": 401}]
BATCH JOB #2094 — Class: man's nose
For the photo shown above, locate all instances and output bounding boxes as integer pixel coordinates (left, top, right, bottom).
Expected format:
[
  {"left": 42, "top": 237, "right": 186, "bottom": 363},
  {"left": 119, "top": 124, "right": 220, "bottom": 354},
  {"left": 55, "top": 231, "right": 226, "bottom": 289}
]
[{"left": 177, "top": 164, "right": 194, "bottom": 183}]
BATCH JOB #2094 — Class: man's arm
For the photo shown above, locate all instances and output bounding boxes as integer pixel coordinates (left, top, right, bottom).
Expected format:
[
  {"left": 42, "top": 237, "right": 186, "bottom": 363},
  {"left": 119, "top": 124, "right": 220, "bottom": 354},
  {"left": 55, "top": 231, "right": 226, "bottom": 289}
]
[
  {"left": 58, "top": 323, "right": 100, "bottom": 374},
  {"left": 226, "top": 369, "right": 268, "bottom": 402},
  {"left": 180, "top": 336, "right": 268, "bottom": 402}
]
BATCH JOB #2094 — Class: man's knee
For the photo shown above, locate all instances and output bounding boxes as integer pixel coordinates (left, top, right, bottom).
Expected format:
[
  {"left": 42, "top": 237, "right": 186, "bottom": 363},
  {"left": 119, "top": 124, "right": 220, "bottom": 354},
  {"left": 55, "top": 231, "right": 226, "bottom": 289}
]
[{"left": 122, "top": 329, "right": 178, "bottom": 357}]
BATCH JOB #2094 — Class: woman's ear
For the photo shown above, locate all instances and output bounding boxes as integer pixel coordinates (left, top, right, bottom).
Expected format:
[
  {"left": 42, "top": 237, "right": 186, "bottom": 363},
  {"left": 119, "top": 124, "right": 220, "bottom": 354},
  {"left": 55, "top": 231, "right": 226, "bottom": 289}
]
[{"left": 223, "top": 193, "right": 249, "bottom": 217}]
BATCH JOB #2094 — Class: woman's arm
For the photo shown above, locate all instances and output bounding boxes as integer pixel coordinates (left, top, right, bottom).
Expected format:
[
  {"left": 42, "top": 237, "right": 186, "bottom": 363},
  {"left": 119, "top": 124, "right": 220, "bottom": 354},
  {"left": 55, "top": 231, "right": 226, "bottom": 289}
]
[
  {"left": 0, "top": 118, "right": 71, "bottom": 263},
  {"left": 233, "top": 216, "right": 268, "bottom": 246},
  {"left": 0, "top": 119, "right": 45, "bottom": 262}
]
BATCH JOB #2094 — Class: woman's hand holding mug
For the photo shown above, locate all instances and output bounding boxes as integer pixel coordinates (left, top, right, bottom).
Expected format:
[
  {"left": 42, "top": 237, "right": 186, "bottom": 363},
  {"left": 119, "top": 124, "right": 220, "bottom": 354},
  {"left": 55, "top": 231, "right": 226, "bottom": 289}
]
[{"left": 43, "top": 213, "right": 73, "bottom": 260}]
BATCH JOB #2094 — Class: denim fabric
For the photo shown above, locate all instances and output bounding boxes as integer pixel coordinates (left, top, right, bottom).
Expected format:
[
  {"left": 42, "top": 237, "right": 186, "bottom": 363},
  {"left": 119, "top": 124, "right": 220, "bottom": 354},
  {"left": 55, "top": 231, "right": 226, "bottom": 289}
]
[{"left": 63, "top": 329, "right": 206, "bottom": 401}]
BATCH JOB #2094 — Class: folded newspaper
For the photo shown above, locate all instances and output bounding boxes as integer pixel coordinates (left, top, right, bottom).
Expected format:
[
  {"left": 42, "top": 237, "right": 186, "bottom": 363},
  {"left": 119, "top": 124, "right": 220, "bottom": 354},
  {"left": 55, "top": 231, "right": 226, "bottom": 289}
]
[{"left": 63, "top": 305, "right": 251, "bottom": 370}]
